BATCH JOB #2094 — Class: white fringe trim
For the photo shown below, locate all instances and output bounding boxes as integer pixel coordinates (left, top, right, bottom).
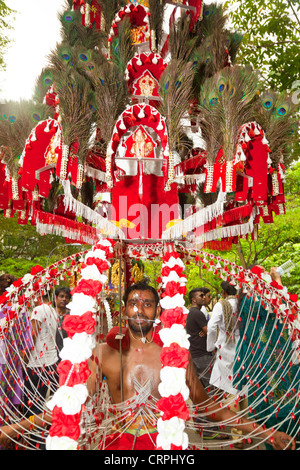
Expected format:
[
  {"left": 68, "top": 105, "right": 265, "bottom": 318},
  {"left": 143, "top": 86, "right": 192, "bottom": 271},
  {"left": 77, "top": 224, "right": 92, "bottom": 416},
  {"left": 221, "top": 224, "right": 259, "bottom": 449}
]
[
  {"left": 36, "top": 221, "right": 99, "bottom": 245},
  {"left": 62, "top": 180, "right": 125, "bottom": 239},
  {"left": 194, "top": 207, "right": 257, "bottom": 244},
  {"left": 84, "top": 165, "right": 107, "bottom": 183},
  {"left": 162, "top": 190, "right": 226, "bottom": 240}
]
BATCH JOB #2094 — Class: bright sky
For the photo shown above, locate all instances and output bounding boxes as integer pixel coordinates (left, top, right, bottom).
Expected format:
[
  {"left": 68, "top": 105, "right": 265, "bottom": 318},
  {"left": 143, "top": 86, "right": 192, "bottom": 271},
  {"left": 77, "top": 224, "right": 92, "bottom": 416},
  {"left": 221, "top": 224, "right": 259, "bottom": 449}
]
[
  {"left": 0, "top": 0, "right": 66, "bottom": 102},
  {"left": 0, "top": 1, "right": 225, "bottom": 103}
]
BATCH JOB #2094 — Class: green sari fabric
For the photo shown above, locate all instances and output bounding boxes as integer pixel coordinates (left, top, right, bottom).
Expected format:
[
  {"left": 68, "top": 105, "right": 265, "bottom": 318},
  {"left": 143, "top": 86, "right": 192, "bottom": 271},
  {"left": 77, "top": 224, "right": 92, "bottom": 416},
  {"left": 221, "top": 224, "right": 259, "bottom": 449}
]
[{"left": 233, "top": 294, "right": 300, "bottom": 449}]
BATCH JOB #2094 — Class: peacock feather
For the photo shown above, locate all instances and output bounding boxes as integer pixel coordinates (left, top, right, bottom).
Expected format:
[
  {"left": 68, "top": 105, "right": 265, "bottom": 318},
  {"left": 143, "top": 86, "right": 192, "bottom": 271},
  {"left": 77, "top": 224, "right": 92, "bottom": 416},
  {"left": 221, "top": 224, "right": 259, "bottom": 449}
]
[
  {"left": 148, "top": 0, "right": 166, "bottom": 51},
  {"left": 168, "top": 13, "right": 198, "bottom": 63},
  {"left": 97, "top": 0, "right": 127, "bottom": 34},
  {"left": 59, "top": 7, "right": 106, "bottom": 50},
  {"left": 33, "top": 67, "right": 55, "bottom": 104},
  {"left": 90, "top": 59, "right": 129, "bottom": 153},
  {"left": 255, "top": 90, "right": 299, "bottom": 166},
  {"left": 191, "top": 2, "right": 243, "bottom": 95},
  {"left": 53, "top": 66, "right": 95, "bottom": 164},
  {"left": 0, "top": 100, "right": 50, "bottom": 177},
  {"left": 198, "top": 64, "right": 260, "bottom": 163},
  {"left": 110, "top": 16, "right": 135, "bottom": 75},
  {"left": 159, "top": 58, "right": 195, "bottom": 153}
]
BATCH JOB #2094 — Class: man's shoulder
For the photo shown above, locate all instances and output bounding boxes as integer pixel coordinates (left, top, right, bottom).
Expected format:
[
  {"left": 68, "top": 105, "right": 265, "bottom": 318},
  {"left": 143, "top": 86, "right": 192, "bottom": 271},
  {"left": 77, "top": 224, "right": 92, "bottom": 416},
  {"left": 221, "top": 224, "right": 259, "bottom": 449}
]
[
  {"left": 188, "top": 306, "right": 205, "bottom": 317},
  {"left": 188, "top": 306, "right": 201, "bottom": 314}
]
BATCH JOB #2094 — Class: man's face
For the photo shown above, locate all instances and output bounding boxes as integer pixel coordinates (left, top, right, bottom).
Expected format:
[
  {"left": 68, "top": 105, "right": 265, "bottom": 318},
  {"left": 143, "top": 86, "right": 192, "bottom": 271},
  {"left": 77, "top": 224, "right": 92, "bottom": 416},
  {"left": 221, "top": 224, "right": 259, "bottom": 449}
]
[
  {"left": 55, "top": 291, "right": 70, "bottom": 310},
  {"left": 204, "top": 292, "right": 212, "bottom": 306},
  {"left": 124, "top": 289, "right": 159, "bottom": 336},
  {"left": 192, "top": 291, "right": 205, "bottom": 308}
]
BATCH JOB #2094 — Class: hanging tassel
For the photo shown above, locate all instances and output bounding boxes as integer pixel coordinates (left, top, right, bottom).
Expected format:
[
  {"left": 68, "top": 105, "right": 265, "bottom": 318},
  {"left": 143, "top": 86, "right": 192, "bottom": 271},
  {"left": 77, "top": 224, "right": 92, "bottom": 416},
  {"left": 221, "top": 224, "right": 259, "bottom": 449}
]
[{"left": 60, "top": 144, "right": 69, "bottom": 180}]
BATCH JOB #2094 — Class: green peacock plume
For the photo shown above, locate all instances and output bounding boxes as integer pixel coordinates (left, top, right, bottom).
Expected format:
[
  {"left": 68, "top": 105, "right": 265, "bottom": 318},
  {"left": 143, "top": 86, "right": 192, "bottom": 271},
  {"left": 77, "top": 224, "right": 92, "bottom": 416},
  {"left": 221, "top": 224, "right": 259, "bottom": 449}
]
[
  {"left": 159, "top": 58, "right": 195, "bottom": 154},
  {"left": 89, "top": 59, "right": 129, "bottom": 154},
  {"left": 0, "top": 100, "right": 51, "bottom": 177},
  {"left": 53, "top": 65, "right": 95, "bottom": 165},
  {"left": 148, "top": 0, "right": 166, "bottom": 52},
  {"left": 255, "top": 90, "right": 299, "bottom": 167},
  {"left": 198, "top": 64, "right": 260, "bottom": 163}
]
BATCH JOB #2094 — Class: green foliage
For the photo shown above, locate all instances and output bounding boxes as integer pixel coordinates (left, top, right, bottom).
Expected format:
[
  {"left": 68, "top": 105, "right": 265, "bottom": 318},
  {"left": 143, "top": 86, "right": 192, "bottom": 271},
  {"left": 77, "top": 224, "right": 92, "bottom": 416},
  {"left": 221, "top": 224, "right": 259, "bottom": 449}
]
[
  {"left": 0, "top": 0, "right": 15, "bottom": 71},
  {"left": 224, "top": 0, "right": 300, "bottom": 163},
  {"left": 0, "top": 213, "right": 85, "bottom": 278},
  {"left": 224, "top": 0, "right": 300, "bottom": 92},
  {"left": 235, "top": 162, "right": 300, "bottom": 291}
]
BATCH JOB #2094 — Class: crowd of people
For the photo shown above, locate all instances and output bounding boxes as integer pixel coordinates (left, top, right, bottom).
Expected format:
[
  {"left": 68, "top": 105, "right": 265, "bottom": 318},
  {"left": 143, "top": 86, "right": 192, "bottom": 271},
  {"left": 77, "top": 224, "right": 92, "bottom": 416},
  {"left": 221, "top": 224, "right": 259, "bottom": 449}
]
[
  {"left": 0, "top": 264, "right": 298, "bottom": 451},
  {"left": 186, "top": 267, "right": 300, "bottom": 449},
  {"left": 0, "top": 275, "right": 71, "bottom": 449}
]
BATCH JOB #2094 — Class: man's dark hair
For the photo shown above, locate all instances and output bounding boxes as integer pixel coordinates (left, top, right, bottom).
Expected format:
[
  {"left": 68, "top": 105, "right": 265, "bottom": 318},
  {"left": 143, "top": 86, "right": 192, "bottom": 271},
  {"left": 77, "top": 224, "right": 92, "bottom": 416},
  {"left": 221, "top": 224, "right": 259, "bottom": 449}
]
[
  {"left": 221, "top": 281, "right": 237, "bottom": 296},
  {"left": 55, "top": 286, "right": 71, "bottom": 299},
  {"left": 123, "top": 281, "right": 159, "bottom": 307},
  {"left": 198, "top": 287, "right": 210, "bottom": 295}
]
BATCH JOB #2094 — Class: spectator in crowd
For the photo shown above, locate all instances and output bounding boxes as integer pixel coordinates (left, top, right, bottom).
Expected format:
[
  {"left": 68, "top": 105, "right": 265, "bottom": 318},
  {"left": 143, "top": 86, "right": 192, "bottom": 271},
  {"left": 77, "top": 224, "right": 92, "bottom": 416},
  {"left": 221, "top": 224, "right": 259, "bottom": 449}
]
[
  {"left": 186, "top": 288, "right": 214, "bottom": 390},
  {"left": 207, "top": 280, "right": 247, "bottom": 447},
  {"left": 54, "top": 287, "right": 71, "bottom": 352},
  {"left": 24, "top": 292, "right": 59, "bottom": 419},
  {"left": 186, "top": 287, "right": 224, "bottom": 439},
  {"left": 198, "top": 287, "right": 212, "bottom": 321}
]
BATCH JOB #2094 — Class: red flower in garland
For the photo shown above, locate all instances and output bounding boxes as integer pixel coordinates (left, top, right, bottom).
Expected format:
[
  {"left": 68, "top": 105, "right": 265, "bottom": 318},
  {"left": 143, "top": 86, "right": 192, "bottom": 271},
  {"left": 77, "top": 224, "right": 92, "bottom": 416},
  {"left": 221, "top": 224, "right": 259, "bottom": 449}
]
[
  {"left": 57, "top": 360, "right": 91, "bottom": 387},
  {"left": 160, "top": 343, "right": 189, "bottom": 369},
  {"left": 289, "top": 293, "right": 298, "bottom": 303},
  {"left": 250, "top": 266, "right": 264, "bottom": 277},
  {"left": 71, "top": 279, "right": 102, "bottom": 297},
  {"left": 12, "top": 278, "right": 23, "bottom": 288},
  {"left": 0, "top": 292, "right": 9, "bottom": 305},
  {"left": 270, "top": 280, "right": 283, "bottom": 290},
  {"left": 162, "top": 251, "right": 180, "bottom": 262},
  {"left": 49, "top": 267, "right": 58, "bottom": 277},
  {"left": 160, "top": 307, "right": 187, "bottom": 328},
  {"left": 62, "top": 311, "right": 96, "bottom": 338},
  {"left": 49, "top": 406, "right": 81, "bottom": 441},
  {"left": 161, "top": 265, "right": 185, "bottom": 278},
  {"left": 30, "top": 265, "right": 44, "bottom": 275},
  {"left": 161, "top": 281, "right": 186, "bottom": 298},
  {"left": 156, "top": 393, "right": 190, "bottom": 421},
  {"left": 86, "top": 257, "right": 110, "bottom": 273}
]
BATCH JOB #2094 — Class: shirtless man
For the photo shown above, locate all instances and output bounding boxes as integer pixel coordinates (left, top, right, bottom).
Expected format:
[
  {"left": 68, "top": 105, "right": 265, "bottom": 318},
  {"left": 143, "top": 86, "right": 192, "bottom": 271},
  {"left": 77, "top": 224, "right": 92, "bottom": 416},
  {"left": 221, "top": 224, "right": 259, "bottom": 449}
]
[{"left": 89, "top": 281, "right": 296, "bottom": 451}]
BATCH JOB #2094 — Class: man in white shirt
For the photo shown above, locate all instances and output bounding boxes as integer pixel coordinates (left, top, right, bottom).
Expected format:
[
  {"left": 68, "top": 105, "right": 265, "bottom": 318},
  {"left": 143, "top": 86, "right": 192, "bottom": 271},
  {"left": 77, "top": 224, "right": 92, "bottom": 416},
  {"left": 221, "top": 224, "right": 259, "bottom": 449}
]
[
  {"left": 24, "top": 287, "right": 71, "bottom": 417},
  {"left": 25, "top": 296, "right": 59, "bottom": 416},
  {"left": 206, "top": 281, "right": 239, "bottom": 395},
  {"left": 207, "top": 280, "right": 247, "bottom": 447}
]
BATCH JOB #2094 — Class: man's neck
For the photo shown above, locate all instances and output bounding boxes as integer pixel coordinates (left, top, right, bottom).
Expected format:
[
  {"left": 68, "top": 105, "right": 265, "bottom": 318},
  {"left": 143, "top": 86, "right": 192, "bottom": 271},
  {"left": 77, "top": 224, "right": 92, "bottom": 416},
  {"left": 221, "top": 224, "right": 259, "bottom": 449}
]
[
  {"left": 56, "top": 306, "right": 66, "bottom": 316},
  {"left": 128, "top": 326, "right": 155, "bottom": 347}
]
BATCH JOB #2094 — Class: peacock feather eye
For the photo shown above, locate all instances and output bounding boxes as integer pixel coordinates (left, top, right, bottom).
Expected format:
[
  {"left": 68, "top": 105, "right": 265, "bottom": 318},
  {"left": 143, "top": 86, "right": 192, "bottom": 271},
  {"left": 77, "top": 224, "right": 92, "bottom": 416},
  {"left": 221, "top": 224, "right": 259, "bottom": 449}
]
[
  {"left": 63, "top": 11, "right": 75, "bottom": 23},
  {"left": 263, "top": 100, "right": 272, "bottom": 109},
  {"left": 9, "top": 115, "right": 16, "bottom": 123},
  {"left": 32, "top": 113, "right": 41, "bottom": 122},
  {"left": 217, "top": 76, "right": 226, "bottom": 94},
  {"left": 276, "top": 104, "right": 290, "bottom": 116},
  {"left": 209, "top": 97, "right": 218, "bottom": 106}
]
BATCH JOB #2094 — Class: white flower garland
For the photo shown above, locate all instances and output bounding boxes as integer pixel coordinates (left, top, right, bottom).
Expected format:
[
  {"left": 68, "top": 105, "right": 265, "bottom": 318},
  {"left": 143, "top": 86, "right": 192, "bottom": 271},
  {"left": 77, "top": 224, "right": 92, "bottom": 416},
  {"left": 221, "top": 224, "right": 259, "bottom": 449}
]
[
  {"left": 46, "top": 238, "right": 113, "bottom": 450},
  {"left": 156, "top": 250, "right": 189, "bottom": 450}
]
